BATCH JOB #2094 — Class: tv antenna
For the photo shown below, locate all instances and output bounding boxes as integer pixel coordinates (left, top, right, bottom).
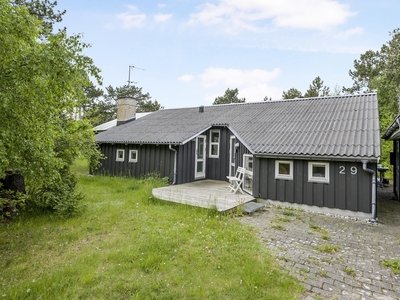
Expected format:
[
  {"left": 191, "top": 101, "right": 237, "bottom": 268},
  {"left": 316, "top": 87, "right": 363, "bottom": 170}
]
[{"left": 128, "top": 65, "right": 145, "bottom": 87}]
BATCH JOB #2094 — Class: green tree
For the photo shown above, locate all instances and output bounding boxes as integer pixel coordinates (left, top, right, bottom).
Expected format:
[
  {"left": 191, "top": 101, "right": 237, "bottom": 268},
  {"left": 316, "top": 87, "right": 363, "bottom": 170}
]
[
  {"left": 106, "top": 85, "right": 161, "bottom": 113},
  {"left": 282, "top": 88, "right": 303, "bottom": 99},
  {"left": 11, "top": 0, "right": 66, "bottom": 37},
  {"left": 304, "top": 76, "right": 330, "bottom": 98},
  {"left": 213, "top": 88, "right": 245, "bottom": 105},
  {"left": 345, "top": 28, "right": 400, "bottom": 168},
  {"left": 263, "top": 96, "right": 272, "bottom": 101},
  {"left": 0, "top": 0, "right": 102, "bottom": 217}
]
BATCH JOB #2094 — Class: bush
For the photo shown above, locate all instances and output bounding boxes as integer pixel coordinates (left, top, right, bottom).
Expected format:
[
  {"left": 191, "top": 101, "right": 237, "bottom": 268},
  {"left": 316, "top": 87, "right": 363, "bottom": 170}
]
[{"left": 26, "top": 166, "right": 83, "bottom": 218}]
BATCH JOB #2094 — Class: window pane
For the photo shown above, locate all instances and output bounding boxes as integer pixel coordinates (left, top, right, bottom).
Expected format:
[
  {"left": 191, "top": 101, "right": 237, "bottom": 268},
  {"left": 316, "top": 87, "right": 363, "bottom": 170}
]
[
  {"left": 246, "top": 157, "right": 253, "bottom": 172},
  {"left": 211, "top": 145, "right": 218, "bottom": 156},
  {"left": 244, "top": 173, "right": 253, "bottom": 191},
  {"left": 198, "top": 138, "right": 204, "bottom": 158},
  {"left": 130, "top": 151, "right": 136, "bottom": 160},
  {"left": 118, "top": 151, "right": 123, "bottom": 158},
  {"left": 230, "top": 140, "right": 235, "bottom": 164},
  {"left": 211, "top": 132, "right": 219, "bottom": 142},
  {"left": 197, "top": 161, "right": 204, "bottom": 172},
  {"left": 248, "top": 162, "right": 253, "bottom": 171},
  {"left": 279, "top": 163, "right": 291, "bottom": 175},
  {"left": 312, "top": 165, "right": 326, "bottom": 178}
]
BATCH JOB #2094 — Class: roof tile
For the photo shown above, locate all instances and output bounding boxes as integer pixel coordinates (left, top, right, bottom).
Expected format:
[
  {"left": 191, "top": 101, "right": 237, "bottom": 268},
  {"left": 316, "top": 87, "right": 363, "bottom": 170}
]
[{"left": 96, "top": 94, "right": 380, "bottom": 159}]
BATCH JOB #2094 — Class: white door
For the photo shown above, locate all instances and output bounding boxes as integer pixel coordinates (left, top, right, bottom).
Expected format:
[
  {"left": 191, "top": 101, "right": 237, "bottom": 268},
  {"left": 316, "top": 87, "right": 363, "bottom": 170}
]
[
  {"left": 195, "top": 135, "right": 206, "bottom": 179},
  {"left": 229, "top": 136, "right": 236, "bottom": 176}
]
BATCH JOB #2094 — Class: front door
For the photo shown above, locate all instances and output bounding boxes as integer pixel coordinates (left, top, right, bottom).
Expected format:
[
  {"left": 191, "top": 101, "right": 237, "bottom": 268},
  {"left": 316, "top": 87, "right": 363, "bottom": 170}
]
[{"left": 195, "top": 135, "right": 206, "bottom": 179}]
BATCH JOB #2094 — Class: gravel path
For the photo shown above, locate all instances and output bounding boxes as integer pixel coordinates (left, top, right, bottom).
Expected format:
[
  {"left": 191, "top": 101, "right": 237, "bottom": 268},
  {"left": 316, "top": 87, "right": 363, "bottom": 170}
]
[{"left": 239, "top": 186, "right": 400, "bottom": 299}]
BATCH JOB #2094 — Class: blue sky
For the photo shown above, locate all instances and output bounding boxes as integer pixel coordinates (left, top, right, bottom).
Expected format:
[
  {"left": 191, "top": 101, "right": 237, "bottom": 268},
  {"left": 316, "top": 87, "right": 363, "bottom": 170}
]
[{"left": 58, "top": 0, "right": 399, "bottom": 108}]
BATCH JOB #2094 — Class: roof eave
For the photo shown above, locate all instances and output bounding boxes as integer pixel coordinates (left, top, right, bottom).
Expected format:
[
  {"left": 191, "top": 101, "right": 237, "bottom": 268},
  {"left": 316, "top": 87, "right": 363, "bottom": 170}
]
[{"left": 254, "top": 153, "right": 380, "bottom": 162}]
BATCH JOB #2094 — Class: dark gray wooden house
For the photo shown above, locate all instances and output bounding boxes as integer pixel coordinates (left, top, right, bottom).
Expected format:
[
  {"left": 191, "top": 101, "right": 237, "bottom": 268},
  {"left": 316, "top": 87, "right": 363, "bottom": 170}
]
[
  {"left": 95, "top": 93, "right": 381, "bottom": 218},
  {"left": 382, "top": 115, "right": 400, "bottom": 200}
]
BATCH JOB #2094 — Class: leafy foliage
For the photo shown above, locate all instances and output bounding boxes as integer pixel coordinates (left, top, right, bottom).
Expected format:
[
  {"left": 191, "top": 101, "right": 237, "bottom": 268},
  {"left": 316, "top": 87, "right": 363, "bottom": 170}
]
[
  {"left": 345, "top": 28, "right": 400, "bottom": 167},
  {"left": 282, "top": 77, "right": 331, "bottom": 99},
  {"left": 263, "top": 96, "right": 272, "bottom": 101},
  {"left": 11, "top": 0, "right": 66, "bottom": 37},
  {"left": 282, "top": 88, "right": 303, "bottom": 99},
  {"left": 213, "top": 88, "right": 246, "bottom": 105},
  {"left": 304, "top": 76, "right": 330, "bottom": 98},
  {"left": 0, "top": 0, "right": 102, "bottom": 216}
]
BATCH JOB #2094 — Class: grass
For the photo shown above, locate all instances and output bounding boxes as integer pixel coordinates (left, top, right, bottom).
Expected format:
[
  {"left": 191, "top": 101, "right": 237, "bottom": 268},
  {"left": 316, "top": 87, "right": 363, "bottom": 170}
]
[
  {"left": 0, "top": 159, "right": 303, "bottom": 299},
  {"left": 382, "top": 259, "right": 400, "bottom": 274},
  {"left": 315, "top": 244, "right": 341, "bottom": 253},
  {"left": 344, "top": 267, "right": 356, "bottom": 277},
  {"left": 271, "top": 224, "right": 286, "bottom": 230},
  {"left": 317, "top": 269, "right": 329, "bottom": 278},
  {"left": 282, "top": 207, "right": 297, "bottom": 217},
  {"left": 309, "top": 223, "right": 331, "bottom": 241}
]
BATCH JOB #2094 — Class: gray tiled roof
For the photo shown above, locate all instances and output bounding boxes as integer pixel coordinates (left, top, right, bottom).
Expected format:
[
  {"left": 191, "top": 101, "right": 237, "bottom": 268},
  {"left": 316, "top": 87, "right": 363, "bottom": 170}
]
[
  {"left": 94, "top": 112, "right": 152, "bottom": 132},
  {"left": 96, "top": 93, "right": 381, "bottom": 159}
]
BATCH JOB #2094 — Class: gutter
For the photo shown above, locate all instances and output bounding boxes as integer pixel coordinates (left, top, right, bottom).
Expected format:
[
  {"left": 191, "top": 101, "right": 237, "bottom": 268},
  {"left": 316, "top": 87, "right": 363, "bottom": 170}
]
[
  {"left": 169, "top": 144, "right": 178, "bottom": 185},
  {"left": 361, "top": 160, "right": 377, "bottom": 223},
  {"left": 254, "top": 154, "right": 379, "bottom": 163},
  {"left": 382, "top": 115, "right": 400, "bottom": 139}
]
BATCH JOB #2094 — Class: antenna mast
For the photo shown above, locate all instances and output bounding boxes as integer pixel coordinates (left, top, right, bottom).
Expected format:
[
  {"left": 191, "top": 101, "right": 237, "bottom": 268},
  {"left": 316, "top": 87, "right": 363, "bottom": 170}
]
[{"left": 128, "top": 65, "right": 145, "bottom": 87}]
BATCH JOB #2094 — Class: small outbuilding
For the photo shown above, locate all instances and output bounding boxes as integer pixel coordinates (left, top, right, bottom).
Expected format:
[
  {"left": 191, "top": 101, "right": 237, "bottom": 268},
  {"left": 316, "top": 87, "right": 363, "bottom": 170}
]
[{"left": 95, "top": 93, "right": 381, "bottom": 218}]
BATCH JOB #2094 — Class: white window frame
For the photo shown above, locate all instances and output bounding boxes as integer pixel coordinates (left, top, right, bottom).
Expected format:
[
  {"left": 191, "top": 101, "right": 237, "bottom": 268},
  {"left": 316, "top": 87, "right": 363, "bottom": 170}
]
[
  {"left": 243, "top": 154, "right": 253, "bottom": 194},
  {"left": 116, "top": 149, "right": 125, "bottom": 162},
  {"left": 308, "top": 162, "right": 330, "bottom": 183},
  {"left": 275, "top": 160, "right": 293, "bottom": 180},
  {"left": 209, "top": 129, "right": 220, "bottom": 158},
  {"left": 128, "top": 149, "right": 138, "bottom": 163}
]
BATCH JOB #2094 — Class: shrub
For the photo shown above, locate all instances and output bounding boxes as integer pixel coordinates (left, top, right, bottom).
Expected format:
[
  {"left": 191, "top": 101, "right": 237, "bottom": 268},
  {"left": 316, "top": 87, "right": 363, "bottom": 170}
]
[{"left": 25, "top": 166, "right": 83, "bottom": 217}]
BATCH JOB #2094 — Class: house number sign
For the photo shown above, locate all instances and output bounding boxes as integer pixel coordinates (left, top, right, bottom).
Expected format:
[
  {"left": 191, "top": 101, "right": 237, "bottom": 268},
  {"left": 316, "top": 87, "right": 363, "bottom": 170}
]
[{"left": 339, "top": 166, "right": 357, "bottom": 175}]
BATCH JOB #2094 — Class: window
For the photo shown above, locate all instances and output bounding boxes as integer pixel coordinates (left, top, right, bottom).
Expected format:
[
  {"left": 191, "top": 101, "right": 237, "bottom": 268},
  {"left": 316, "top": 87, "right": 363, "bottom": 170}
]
[
  {"left": 243, "top": 154, "right": 253, "bottom": 193},
  {"left": 209, "top": 130, "right": 220, "bottom": 158},
  {"left": 116, "top": 149, "right": 125, "bottom": 162},
  {"left": 308, "top": 162, "right": 329, "bottom": 183},
  {"left": 129, "top": 149, "right": 138, "bottom": 163},
  {"left": 243, "top": 154, "right": 253, "bottom": 172},
  {"left": 275, "top": 160, "right": 293, "bottom": 180}
]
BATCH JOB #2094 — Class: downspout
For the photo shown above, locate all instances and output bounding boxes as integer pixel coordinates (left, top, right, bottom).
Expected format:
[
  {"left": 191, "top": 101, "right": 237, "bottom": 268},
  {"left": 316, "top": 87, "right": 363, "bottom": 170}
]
[
  {"left": 361, "top": 160, "right": 377, "bottom": 223},
  {"left": 169, "top": 144, "right": 178, "bottom": 185}
]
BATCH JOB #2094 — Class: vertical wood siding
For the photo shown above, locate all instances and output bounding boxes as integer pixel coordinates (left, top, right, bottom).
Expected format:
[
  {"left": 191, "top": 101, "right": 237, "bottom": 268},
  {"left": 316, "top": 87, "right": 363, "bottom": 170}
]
[
  {"left": 176, "top": 141, "right": 195, "bottom": 184},
  {"left": 96, "top": 143, "right": 175, "bottom": 181},
  {"left": 255, "top": 157, "right": 373, "bottom": 213},
  {"left": 206, "top": 127, "right": 231, "bottom": 181}
]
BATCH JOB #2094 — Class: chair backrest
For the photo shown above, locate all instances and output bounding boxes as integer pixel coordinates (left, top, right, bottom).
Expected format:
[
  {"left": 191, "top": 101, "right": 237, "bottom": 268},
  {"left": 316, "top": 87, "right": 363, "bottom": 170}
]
[{"left": 236, "top": 167, "right": 246, "bottom": 180}]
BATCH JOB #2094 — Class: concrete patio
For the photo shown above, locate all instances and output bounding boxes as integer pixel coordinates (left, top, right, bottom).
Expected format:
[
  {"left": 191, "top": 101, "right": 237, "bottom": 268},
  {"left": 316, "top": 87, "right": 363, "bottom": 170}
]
[{"left": 152, "top": 180, "right": 255, "bottom": 212}]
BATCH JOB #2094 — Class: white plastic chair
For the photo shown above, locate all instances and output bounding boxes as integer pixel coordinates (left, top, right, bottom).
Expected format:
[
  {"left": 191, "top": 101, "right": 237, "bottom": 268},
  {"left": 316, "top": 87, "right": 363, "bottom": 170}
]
[{"left": 226, "top": 167, "right": 245, "bottom": 194}]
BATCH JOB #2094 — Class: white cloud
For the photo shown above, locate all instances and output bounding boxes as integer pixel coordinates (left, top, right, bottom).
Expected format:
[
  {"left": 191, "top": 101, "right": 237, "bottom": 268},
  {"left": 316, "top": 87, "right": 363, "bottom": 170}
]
[
  {"left": 178, "top": 74, "right": 194, "bottom": 82},
  {"left": 154, "top": 13, "right": 173, "bottom": 23},
  {"left": 200, "top": 67, "right": 281, "bottom": 87},
  {"left": 335, "top": 27, "right": 364, "bottom": 39},
  {"left": 189, "top": 0, "right": 356, "bottom": 33},
  {"left": 199, "top": 67, "right": 282, "bottom": 102},
  {"left": 117, "top": 5, "right": 146, "bottom": 29}
]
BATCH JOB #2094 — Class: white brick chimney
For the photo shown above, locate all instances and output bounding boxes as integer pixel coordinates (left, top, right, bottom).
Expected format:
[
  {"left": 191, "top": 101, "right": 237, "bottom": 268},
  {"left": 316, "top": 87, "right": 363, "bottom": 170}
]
[{"left": 117, "top": 97, "right": 136, "bottom": 126}]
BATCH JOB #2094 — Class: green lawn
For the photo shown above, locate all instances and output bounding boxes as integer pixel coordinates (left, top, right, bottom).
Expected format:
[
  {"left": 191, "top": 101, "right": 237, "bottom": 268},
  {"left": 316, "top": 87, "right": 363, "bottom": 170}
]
[{"left": 0, "top": 159, "right": 303, "bottom": 299}]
